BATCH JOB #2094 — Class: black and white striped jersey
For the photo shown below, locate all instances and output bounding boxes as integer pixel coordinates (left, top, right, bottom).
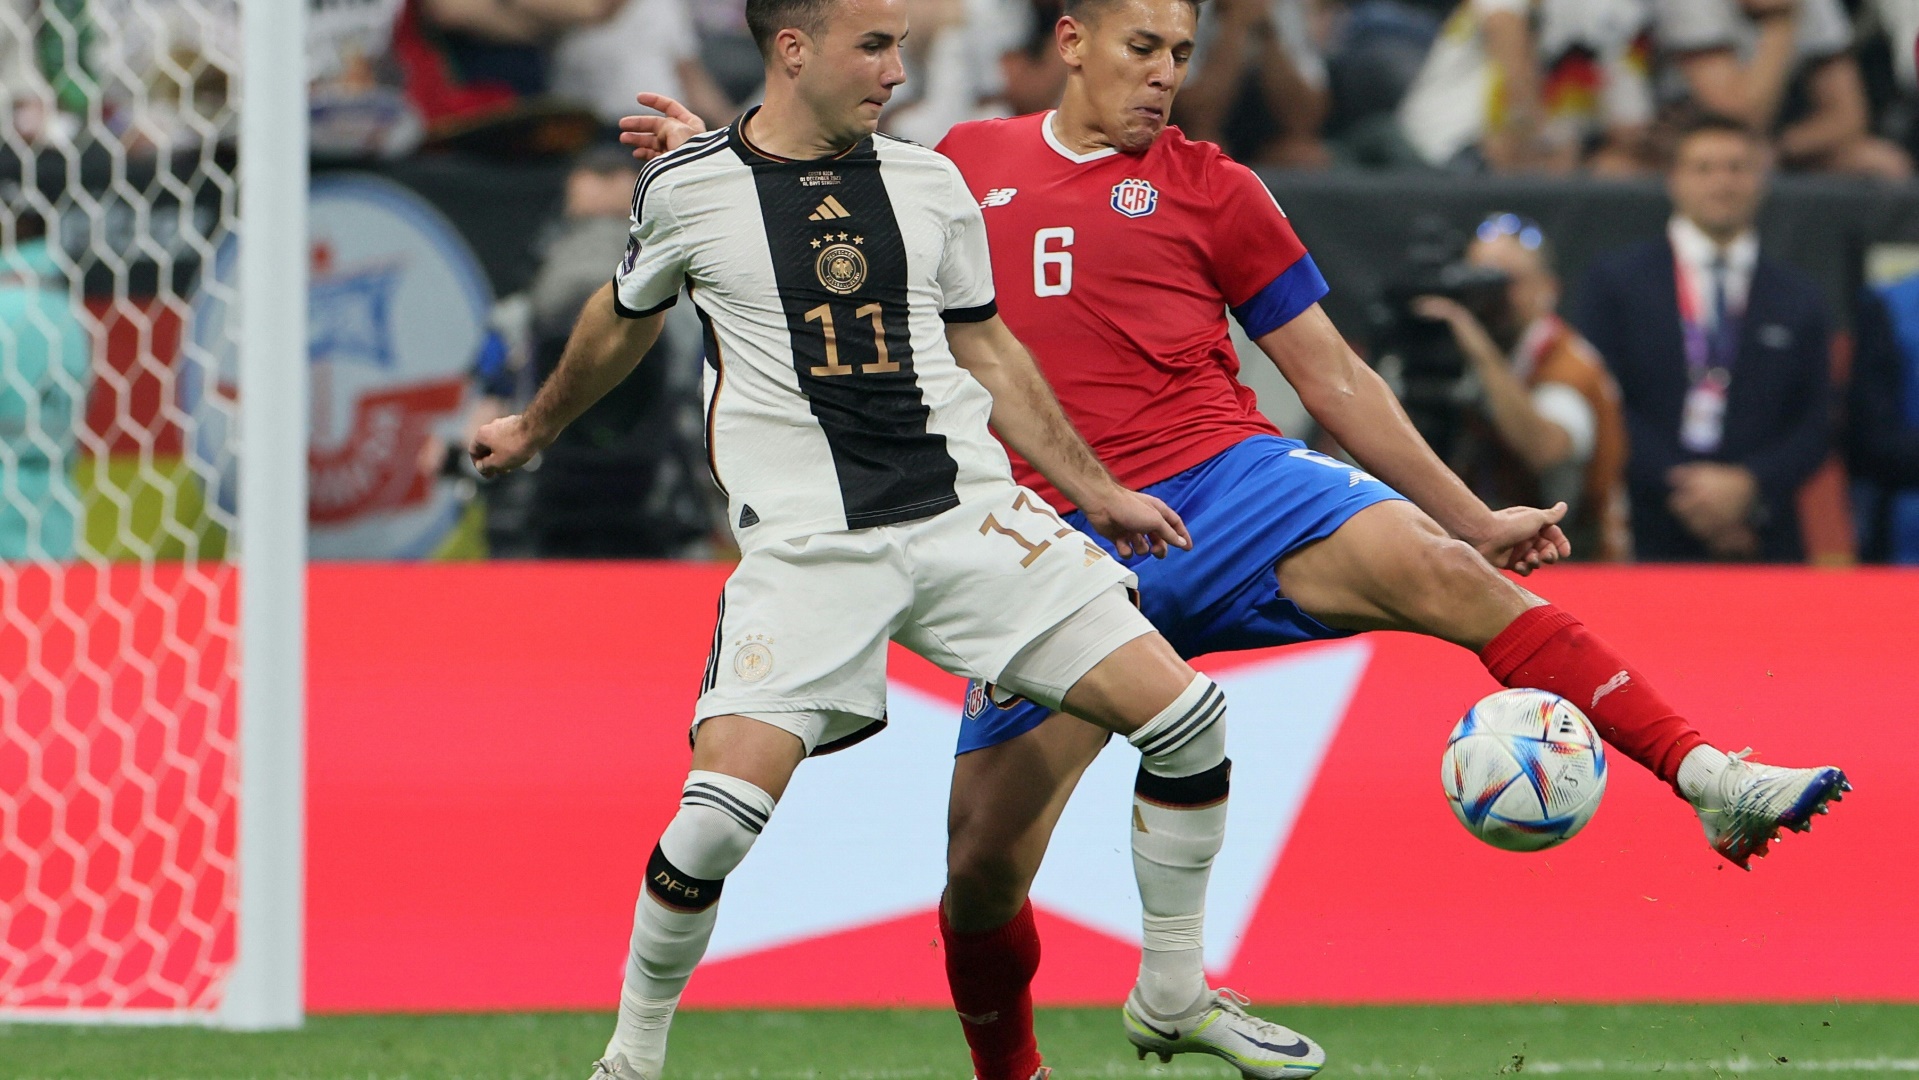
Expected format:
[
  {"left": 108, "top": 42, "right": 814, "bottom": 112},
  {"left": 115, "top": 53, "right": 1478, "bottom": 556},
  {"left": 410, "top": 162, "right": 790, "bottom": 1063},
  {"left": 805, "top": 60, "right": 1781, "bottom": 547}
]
[{"left": 614, "top": 110, "right": 1014, "bottom": 543}]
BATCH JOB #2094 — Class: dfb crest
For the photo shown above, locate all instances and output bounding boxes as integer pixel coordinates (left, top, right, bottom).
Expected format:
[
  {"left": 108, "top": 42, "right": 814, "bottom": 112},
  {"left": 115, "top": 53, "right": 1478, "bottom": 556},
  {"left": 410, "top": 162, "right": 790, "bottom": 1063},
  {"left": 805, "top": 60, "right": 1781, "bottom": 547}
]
[{"left": 1110, "top": 178, "right": 1159, "bottom": 218}]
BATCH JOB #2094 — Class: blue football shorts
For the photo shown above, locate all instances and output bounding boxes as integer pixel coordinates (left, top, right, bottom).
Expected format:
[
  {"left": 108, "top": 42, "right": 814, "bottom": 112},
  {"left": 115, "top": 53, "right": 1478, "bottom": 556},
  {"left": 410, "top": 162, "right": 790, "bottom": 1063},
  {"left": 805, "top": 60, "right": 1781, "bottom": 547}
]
[{"left": 955, "top": 434, "right": 1406, "bottom": 754}]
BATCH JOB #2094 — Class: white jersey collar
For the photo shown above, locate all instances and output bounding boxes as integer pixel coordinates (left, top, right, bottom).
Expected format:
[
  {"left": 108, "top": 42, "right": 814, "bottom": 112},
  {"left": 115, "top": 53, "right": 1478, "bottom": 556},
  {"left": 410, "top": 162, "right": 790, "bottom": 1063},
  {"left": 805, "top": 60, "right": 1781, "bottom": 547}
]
[{"left": 1042, "top": 111, "right": 1121, "bottom": 164}]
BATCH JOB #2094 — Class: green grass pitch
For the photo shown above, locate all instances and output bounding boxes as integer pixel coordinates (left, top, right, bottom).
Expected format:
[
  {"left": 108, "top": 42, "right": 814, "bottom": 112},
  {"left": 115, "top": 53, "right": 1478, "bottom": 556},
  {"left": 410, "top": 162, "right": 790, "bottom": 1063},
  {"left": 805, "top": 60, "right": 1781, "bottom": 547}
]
[{"left": 3, "top": 1004, "right": 1915, "bottom": 1080}]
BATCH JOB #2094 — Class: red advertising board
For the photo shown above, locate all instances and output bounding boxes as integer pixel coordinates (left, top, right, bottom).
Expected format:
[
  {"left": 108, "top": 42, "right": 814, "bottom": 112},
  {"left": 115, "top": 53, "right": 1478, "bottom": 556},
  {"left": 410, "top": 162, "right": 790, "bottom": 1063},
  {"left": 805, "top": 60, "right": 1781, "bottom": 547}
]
[
  {"left": 3, "top": 564, "right": 1914, "bottom": 1012},
  {"left": 303, "top": 564, "right": 1919, "bottom": 1011}
]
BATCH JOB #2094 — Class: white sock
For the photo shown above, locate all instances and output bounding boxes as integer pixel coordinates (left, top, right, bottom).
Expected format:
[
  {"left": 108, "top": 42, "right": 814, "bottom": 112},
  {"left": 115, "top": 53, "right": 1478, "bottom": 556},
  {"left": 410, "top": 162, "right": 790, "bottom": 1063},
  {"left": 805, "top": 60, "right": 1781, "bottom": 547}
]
[
  {"left": 1678, "top": 745, "right": 1731, "bottom": 802},
  {"left": 605, "top": 985, "right": 679, "bottom": 1076},
  {"left": 1126, "top": 675, "right": 1229, "bottom": 1019},
  {"left": 609, "top": 771, "right": 774, "bottom": 1076}
]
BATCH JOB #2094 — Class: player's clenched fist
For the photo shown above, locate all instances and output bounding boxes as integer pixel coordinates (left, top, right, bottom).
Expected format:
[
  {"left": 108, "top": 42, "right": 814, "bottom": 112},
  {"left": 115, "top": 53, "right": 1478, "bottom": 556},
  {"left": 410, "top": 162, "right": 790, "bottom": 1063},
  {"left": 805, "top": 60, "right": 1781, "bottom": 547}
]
[
  {"left": 1082, "top": 488, "right": 1192, "bottom": 560},
  {"left": 468, "top": 414, "right": 544, "bottom": 478}
]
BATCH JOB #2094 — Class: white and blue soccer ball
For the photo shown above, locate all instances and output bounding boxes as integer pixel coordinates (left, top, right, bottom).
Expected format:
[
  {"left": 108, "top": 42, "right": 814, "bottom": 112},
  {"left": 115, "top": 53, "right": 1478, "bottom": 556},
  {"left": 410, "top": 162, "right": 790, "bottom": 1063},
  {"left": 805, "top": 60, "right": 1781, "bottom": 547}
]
[{"left": 1441, "top": 688, "right": 1607, "bottom": 852}]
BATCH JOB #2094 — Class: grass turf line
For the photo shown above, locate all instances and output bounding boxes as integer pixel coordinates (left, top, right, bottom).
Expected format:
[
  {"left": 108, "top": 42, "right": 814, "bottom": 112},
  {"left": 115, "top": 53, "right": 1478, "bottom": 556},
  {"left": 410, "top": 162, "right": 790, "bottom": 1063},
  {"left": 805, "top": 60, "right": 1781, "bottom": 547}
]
[{"left": 1, "top": 1004, "right": 1914, "bottom": 1080}]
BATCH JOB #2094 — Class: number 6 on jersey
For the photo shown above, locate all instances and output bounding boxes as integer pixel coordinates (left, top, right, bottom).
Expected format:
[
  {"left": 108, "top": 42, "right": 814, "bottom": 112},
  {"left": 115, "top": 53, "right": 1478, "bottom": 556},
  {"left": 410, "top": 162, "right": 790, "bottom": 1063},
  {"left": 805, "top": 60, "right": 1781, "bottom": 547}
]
[{"left": 1034, "top": 227, "right": 1073, "bottom": 297}]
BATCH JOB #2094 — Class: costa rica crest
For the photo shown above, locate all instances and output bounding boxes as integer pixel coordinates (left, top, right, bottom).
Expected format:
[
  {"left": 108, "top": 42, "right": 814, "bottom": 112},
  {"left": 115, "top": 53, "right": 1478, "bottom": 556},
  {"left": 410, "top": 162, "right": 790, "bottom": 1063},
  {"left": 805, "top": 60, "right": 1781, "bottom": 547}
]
[{"left": 1110, "top": 178, "right": 1159, "bottom": 218}]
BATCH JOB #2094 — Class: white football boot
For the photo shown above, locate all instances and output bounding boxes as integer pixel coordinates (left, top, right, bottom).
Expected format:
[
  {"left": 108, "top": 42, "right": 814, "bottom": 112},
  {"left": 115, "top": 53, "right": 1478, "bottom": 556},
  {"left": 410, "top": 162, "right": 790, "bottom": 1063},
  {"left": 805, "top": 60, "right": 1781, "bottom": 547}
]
[
  {"left": 1693, "top": 749, "right": 1850, "bottom": 869},
  {"left": 1123, "top": 987, "right": 1325, "bottom": 1078},
  {"left": 587, "top": 1053, "right": 646, "bottom": 1080}
]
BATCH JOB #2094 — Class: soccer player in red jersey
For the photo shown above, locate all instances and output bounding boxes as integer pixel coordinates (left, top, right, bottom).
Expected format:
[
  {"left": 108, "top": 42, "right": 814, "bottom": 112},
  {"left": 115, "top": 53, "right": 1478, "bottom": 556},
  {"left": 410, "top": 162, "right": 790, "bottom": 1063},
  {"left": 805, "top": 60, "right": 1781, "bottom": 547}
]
[{"left": 622, "top": 0, "right": 1850, "bottom": 1073}]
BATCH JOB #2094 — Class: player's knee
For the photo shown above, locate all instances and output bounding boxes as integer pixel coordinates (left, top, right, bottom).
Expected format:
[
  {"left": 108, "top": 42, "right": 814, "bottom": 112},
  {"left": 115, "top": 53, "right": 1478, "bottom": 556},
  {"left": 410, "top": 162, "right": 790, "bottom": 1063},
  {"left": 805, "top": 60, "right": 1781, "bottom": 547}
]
[
  {"left": 1403, "top": 535, "right": 1508, "bottom": 628},
  {"left": 944, "top": 840, "right": 1032, "bottom": 929},
  {"left": 647, "top": 770, "right": 777, "bottom": 913},
  {"left": 1127, "top": 673, "right": 1226, "bottom": 778}
]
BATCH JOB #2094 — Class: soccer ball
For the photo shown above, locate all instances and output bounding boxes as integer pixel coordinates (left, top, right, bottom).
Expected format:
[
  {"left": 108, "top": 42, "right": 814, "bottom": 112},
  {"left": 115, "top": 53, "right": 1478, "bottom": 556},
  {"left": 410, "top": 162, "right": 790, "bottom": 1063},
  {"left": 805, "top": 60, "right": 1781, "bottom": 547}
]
[{"left": 1441, "top": 689, "right": 1607, "bottom": 852}]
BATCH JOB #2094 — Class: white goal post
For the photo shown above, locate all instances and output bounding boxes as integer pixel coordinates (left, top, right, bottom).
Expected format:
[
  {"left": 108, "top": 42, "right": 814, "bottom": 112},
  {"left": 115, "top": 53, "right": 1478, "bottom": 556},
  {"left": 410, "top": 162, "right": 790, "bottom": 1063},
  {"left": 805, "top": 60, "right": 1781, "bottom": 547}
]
[{"left": 0, "top": 0, "right": 306, "bottom": 1029}]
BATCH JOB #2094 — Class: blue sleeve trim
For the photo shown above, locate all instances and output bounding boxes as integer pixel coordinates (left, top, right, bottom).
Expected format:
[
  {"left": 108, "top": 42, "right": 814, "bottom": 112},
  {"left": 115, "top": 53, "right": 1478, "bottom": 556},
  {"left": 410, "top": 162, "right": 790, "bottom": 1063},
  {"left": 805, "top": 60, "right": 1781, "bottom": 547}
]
[{"left": 1230, "top": 255, "right": 1328, "bottom": 340}]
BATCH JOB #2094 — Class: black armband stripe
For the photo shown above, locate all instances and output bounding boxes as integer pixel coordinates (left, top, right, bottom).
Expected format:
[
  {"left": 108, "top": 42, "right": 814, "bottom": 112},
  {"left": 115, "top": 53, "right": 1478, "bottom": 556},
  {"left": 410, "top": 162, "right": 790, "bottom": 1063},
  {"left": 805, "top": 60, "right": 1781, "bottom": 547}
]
[
  {"left": 1134, "top": 758, "right": 1232, "bottom": 809},
  {"left": 645, "top": 844, "right": 724, "bottom": 912},
  {"left": 613, "top": 287, "right": 677, "bottom": 319},
  {"left": 940, "top": 300, "right": 998, "bottom": 324}
]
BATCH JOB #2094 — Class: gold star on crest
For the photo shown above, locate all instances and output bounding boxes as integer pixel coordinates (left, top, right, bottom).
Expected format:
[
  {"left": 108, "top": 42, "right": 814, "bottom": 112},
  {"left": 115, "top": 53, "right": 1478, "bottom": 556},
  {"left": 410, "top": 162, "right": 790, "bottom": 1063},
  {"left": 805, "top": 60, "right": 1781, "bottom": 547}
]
[
  {"left": 837, "top": 232, "right": 849, "bottom": 241},
  {"left": 852, "top": 235, "right": 863, "bottom": 245},
  {"left": 810, "top": 238, "right": 822, "bottom": 249}
]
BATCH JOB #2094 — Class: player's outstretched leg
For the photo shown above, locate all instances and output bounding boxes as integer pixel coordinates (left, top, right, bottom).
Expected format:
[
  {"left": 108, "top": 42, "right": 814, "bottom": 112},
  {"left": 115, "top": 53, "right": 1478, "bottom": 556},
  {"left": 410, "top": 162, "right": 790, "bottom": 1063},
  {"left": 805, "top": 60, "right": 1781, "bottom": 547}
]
[
  {"left": 1043, "top": 632, "right": 1325, "bottom": 1079},
  {"left": 1277, "top": 500, "right": 1849, "bottom": 869},
  {"left": 593, "top": 716, "right": 803, "bottom": 1080}
]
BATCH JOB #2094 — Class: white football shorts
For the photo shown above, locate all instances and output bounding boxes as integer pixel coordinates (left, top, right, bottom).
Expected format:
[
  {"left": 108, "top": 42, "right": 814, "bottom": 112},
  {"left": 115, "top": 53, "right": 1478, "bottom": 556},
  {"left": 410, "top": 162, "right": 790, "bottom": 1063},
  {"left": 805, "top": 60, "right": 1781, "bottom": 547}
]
[{"left": 693, "top": 483, "right": 1153, "bottom": 755}]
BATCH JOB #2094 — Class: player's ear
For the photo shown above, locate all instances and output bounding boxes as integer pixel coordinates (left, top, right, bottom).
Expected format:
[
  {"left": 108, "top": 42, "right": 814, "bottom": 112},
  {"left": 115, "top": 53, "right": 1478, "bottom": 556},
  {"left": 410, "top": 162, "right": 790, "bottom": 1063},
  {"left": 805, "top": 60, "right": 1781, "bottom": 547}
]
[
  {"left": 773, "top": 26, "right": 810, "bottom": 76},
  {"left": 1057, "top": 15, "right": 1088, "bottom": 68}
]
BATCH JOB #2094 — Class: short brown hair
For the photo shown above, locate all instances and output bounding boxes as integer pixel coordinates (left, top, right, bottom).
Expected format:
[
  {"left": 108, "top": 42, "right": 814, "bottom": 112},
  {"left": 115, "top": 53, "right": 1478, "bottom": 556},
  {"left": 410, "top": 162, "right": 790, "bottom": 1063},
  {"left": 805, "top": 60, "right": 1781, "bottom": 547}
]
[
  {"left": 1674, "top": 112, "right": 1764, "bottom": 150},
  {"left": 747, "top": 0, "right": 838, "bottom": 58},
  {"left": 1061, "top": 0, "right": 1201, "bottom": 23}
]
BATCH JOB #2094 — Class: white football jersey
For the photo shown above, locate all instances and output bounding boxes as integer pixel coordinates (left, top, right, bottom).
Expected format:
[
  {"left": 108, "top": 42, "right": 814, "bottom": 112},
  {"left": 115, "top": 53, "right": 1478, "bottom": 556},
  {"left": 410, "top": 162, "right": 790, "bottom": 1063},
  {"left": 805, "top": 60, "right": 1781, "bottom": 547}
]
[{"left": 614, "top": 111, "right": 1015, "bottom": 544}]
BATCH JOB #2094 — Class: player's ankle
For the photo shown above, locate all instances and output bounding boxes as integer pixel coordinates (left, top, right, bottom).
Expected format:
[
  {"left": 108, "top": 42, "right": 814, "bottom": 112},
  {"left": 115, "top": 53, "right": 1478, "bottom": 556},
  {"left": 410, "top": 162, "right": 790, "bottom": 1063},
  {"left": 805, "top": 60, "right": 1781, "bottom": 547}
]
[
  {"left": 1677, "top": 744, "right": 1732, "bottom": 803},
  {"left": 1134, "top": 950, "right": 1208, "bottom": 1018}
]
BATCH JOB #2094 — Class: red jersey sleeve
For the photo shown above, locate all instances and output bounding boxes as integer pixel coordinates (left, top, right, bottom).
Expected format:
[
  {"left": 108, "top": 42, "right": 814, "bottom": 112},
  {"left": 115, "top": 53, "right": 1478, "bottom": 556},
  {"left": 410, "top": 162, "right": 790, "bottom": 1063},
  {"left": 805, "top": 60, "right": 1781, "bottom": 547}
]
[{"left": 1206, "top": 155, "right": 1329, "bottom": 339}]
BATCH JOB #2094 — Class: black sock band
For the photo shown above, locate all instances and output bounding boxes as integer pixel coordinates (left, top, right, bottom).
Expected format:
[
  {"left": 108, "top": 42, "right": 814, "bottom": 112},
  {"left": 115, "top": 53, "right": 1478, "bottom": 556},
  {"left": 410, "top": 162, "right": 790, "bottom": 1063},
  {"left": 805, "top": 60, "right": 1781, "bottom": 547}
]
[
  {"left": 1134, "top": 757, "right": 1232, "bottom": 808},
  {"left": 645, "top": 843, "right": 725, "bottom": 912}
]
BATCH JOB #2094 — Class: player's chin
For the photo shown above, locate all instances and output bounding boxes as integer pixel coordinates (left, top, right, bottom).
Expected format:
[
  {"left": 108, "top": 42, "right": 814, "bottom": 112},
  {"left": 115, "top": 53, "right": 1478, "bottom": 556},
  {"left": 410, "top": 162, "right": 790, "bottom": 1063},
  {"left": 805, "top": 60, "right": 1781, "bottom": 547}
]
[{"left": 1117, "top": 114, "right": 1165, "bottom": 151}]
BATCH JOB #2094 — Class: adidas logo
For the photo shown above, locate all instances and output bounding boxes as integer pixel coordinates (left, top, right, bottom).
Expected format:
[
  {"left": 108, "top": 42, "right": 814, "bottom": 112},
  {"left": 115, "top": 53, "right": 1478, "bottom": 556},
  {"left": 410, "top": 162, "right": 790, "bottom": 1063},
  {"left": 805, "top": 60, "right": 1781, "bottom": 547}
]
[
  {"left": 738, "top": 504, "right": 760, "bottom": 528},
  {"left": 807, "top": 196, "right": 852, "bottom": 221}
]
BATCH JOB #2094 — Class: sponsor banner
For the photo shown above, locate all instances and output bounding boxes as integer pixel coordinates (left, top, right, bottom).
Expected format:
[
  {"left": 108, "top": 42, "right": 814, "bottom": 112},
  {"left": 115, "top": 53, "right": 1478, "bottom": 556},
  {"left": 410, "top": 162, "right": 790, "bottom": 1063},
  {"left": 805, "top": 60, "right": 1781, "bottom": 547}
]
[
  {"left": 302, "top": 564, "right": 1919, "bottom": 1011},
  {"left": 186, "top": 173, "right": 489, "bottom": 558}
]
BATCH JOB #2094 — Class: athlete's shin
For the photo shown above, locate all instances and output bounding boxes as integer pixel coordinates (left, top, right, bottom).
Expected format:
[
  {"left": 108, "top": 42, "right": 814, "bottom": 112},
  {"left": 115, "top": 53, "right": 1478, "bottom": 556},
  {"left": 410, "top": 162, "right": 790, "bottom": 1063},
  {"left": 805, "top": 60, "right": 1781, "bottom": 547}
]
[
  {"left": 940, "top": 895, "right": 1044, "bottom": 1080},
  {"left": 611, "top": 771, "right": 776, "bottom": 1076},
  {"left": 1125, "top": 674, "right": 1229, "bottom": 1018},
  {"left": 1479, "top": 604, "right": 1707, "bottom": 794}
]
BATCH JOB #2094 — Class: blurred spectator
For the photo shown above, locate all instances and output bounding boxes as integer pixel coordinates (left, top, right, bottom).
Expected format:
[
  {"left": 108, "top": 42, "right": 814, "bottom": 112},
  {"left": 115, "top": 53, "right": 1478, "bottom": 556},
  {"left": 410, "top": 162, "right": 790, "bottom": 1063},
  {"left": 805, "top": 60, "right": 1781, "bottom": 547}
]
[
  {"left": 505, "top": 146, "right": 716, "bottom": 557},
  {"left": 1177, "top": 0, "right": 1332, "bottom": 168},
  {"left": 309, "top": 0, "right": 425, "bottom": 158},
  {"left": 1653, "top": 0, "right": 1912, "bottom": 179},
  {"left": 882, "top": 0, "right": 1038, "bottom": 146},
  {"left": 550, "top": 0, "right": 738, "bottom": 131},
  {"left": 686, "top": 0, "right": 765, "bottom": 106},
  {"left": 2, "top": 0, "right": 82, "bottom": 148},
  {"left": 1847, "top": 284, "right": 1919, "bottom": 562},
  {"left": 391, "top": 0, "right": 605, "bottom": 150},
  {"left": 1413, "top": 215, "right": 1630, "bottom": 560},
  {"left": 0, "top": 216, "right": 90, "bottom": 560},
  {"left": 68, "top": 0, "right": 239, "bottom": 153},
  {"left": 1395, "top": 0, "right": 1654, "bottom": 174},
  {"left": 1577, "top": 115, "right": 1832, "bottom": 563}
]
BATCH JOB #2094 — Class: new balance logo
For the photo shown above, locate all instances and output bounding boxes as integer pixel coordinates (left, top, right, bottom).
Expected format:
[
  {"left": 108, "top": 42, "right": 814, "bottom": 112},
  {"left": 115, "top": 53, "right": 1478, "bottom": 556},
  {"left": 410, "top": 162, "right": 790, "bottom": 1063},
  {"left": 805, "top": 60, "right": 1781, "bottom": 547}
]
[
  {"left": 980, "top": 188, "right": 1017, "bottom": 207},
  {"left": 808, "top": 196, "right": 852, "bottom": 220},
  {"left": 1591, "top": 670, "right": 1631, "bottom": 709}
]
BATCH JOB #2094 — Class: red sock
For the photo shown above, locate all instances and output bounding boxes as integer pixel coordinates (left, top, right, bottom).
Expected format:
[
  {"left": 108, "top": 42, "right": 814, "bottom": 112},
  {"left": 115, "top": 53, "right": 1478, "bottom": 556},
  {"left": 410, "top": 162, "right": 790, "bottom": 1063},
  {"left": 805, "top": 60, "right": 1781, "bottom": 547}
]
[
  {"left": 939, "top": 897, "right": 1042, "bottom": 1080},
  {"left": 1479, "top": 604, "right": 1708, "bottom": 795}
]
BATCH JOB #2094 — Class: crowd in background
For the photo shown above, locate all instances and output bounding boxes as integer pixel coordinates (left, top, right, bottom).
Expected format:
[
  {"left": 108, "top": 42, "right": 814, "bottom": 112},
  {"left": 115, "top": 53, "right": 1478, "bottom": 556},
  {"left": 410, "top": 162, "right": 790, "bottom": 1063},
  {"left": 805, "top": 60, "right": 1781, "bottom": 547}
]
[
  {"left": 9, "top": 0, "right": 1919, "bottom": 175},
  {"left": 6, "top": 0, "right": 1919, "bottom": 564}
]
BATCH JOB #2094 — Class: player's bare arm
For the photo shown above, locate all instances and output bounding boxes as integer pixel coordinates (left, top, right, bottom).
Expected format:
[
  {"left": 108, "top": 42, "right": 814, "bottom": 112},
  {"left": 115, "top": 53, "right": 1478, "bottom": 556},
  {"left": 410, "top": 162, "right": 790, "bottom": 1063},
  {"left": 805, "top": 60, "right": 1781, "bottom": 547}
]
[
  {"left": 947, "top": 315, "right": 1190, "bottom": 559},
  {"left": 469, "top": 282, "right": 661, "bottom": 477},
  {"left": 1256, "top": 303, "right": 1570, "bottom": 574}
]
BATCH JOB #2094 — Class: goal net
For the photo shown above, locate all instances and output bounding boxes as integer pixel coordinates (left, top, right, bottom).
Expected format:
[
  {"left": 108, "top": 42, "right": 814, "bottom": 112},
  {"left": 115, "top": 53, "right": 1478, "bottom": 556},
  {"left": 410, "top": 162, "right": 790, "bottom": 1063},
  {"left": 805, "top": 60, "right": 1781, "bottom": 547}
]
[{"left": 0, "top": 0, "right": 302, "bottom": 1024}]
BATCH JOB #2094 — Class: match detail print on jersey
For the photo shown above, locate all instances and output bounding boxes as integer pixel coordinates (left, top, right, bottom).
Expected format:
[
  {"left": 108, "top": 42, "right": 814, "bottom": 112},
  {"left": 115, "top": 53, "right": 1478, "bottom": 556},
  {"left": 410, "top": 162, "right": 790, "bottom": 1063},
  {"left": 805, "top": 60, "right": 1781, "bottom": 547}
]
[{"left": 739, "top": 135, "right": 961, "bottom": 529}]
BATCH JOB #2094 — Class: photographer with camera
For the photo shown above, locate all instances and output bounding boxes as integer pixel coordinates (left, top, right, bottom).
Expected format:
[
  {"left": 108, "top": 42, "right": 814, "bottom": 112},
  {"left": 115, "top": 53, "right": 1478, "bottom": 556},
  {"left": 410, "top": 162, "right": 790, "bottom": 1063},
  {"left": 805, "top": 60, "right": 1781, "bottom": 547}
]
[{"left": 1411, "top": 214, "right": 1630, "bottom": 561}]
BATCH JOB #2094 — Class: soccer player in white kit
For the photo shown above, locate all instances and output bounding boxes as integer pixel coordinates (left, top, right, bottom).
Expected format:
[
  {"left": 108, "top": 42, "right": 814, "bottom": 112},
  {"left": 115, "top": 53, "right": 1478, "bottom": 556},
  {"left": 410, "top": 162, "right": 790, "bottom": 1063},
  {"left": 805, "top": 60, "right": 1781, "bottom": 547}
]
[{"left": 468, "top": 0, "right": 1240, "bottom": 1076}]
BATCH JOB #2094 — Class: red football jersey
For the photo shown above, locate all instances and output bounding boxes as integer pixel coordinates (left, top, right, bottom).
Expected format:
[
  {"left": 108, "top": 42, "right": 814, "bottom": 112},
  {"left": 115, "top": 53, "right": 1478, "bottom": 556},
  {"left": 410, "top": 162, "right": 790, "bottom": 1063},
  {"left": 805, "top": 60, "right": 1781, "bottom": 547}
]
[{"left": 936, "top": 111, "right": 1328, "bottom": 510}]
